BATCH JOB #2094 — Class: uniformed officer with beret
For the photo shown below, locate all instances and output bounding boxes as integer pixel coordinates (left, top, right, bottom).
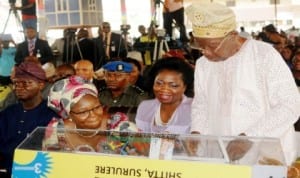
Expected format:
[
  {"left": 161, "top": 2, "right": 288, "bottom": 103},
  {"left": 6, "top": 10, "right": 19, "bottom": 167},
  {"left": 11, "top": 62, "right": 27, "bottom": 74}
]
[{"left": 99, "top": 61, "right": 147, "bottom": 121}]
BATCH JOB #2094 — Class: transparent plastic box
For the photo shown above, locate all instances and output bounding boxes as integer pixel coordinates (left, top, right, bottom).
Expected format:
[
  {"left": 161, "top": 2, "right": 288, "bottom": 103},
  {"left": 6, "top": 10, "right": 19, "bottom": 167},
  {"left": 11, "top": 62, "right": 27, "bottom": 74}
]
[
  {"left": 11, "top": 127, "right": 289, "bottom": 178},
  {"left": 16, "top": 127, "right": 286, "bottom": 167}
]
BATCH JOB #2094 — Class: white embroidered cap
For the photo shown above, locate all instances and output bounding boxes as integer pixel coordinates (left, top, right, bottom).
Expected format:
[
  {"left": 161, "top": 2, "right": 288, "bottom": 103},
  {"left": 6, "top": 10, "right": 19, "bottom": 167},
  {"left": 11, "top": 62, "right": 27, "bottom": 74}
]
[{"left": 186, "top": 3, "right": 236, "bottom": 38}]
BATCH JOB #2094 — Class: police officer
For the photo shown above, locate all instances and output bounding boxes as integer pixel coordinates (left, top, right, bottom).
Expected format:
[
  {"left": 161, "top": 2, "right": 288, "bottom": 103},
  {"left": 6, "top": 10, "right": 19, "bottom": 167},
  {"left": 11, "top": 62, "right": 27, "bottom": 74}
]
[{"left": 99, "top": 61, "right": 147, "bottom": 108}]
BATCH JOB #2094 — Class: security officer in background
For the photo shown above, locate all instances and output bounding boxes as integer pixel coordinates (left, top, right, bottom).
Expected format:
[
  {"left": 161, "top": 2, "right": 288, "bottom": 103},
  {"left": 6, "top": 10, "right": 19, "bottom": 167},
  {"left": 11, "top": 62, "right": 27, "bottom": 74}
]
[{"left": 99, "top": 61, "right": 147, "bottom": 121}]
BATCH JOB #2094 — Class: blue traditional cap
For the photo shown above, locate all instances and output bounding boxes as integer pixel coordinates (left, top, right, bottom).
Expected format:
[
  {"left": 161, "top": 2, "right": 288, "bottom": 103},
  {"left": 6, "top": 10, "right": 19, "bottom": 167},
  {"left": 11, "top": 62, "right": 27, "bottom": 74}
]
[{"left": 103, "top": 61, "right": 132, "bottom": 73}]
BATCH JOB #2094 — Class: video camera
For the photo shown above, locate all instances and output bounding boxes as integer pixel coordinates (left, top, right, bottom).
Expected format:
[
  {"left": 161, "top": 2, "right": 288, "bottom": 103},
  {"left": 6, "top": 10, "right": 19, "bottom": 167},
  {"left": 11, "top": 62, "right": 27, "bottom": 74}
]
[
  {"left": 64, "top": 28, "right": 77, "bottom": 38},
  {"left": 65, "top": 28, "right": 77, "bottom": 34},
  {"left": 120, "top": 24, "right": 130, "bottom": 34},
  {"left": 156, "top": 29, "right": 166, "bottom": 38},
  {"left": 0, "top": 34, "right": 13, "bottom": 41},
  {"left": 8, "top": 0, "right": 16, "bottom": 5},
  {"left": 154, "top": 0, "right": 161, "bottom": 5},
  {"left": 121, "top": 24, "right": 130, "bottom": 31},
  {"left": 8, "top": 0, "right": 17, "bottom": 12}
]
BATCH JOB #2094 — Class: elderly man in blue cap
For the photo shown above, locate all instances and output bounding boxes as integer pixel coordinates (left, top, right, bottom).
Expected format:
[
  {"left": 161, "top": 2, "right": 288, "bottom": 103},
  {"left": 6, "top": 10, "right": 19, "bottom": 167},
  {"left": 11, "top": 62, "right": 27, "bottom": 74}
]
[{"left": 99, "top": 61, "right": 147, "bottom": 121}]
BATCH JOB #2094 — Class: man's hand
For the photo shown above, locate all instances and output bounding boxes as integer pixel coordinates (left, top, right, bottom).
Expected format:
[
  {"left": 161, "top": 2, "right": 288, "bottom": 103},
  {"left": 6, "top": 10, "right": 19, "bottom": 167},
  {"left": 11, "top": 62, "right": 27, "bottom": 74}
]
[
  {"left": 184, "top": 138, "right": 199, "bottom": 156},
  {"left": 226, "top": 138, "right": 252, "bottom": 162},
  {"left": 258, "top": 156, "right": 283, "bottom": 165},
  {"left": 10, "top": 4, "right": 16, "bottom": 10},
  {"left": 10, "top": 4, "right": 20, "bottom": 11},
  {"left": 184, "top": 131, "right": 200, "bottom": 156}
]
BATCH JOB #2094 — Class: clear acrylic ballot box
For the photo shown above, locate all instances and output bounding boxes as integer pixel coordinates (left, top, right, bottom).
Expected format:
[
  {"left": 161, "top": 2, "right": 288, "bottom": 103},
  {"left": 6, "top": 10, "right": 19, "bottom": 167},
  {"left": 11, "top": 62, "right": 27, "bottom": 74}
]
[{"left": 12, "top": 127, "right": 287, "bottom": 178}]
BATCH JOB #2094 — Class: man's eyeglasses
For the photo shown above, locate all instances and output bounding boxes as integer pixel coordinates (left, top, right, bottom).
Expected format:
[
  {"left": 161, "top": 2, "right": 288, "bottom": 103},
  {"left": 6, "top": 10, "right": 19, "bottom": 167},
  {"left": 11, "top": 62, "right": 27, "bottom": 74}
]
[
  {"left": 192, "top": 40, "right": 222, "bottom": 54},
  {"left": 70, "top": 105, "right": 103, "bottom": 119},
  {"left": 193, "top": 33, "right": 232, "bottom": 54},
  {"left": 12, "top": 80, "right": 36, "bottom": 89}
]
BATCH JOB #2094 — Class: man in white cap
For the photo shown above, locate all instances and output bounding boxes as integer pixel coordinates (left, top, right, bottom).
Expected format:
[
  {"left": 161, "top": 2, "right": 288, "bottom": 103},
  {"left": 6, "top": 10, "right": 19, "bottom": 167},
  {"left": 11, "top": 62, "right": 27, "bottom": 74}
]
[{"left": 186, "top": 3, "right": 300, "bottom": 164}]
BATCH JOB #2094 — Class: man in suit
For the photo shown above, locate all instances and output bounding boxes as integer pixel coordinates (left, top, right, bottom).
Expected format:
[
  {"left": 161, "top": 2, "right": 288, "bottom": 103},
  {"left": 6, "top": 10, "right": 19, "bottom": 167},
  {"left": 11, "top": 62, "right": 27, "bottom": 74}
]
[
  {"left": 15, "top": 26, "right": 53, "bottom": 65},
  {"left": 102, "top": 22, "right": 127, "bottom": 60},
  {"left": 74, "top": 59, "right": 94, "bottom": 82}
]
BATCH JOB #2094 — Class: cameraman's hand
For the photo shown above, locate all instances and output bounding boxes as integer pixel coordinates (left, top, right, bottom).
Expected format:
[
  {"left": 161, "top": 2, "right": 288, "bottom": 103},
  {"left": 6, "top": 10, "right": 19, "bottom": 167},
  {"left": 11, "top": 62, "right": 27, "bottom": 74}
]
[
  {"left": 10, "top": 4, "right": 20, "bottom": 11},
  {"left": 10, "top": 3, "right": 16, "bottom": 10},
  {"left": 226, "top": 137, "right": 252, "bottom": 162},
  {"left": 15, "top": 6, "right": 21, "bottom": 10}
]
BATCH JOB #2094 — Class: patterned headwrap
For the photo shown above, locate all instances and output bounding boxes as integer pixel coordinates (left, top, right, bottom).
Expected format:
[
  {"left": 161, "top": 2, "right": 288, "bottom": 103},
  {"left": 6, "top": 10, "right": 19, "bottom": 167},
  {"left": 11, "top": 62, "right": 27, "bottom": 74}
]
[
  {"left": 14, "top": 61, "right": 46, "bottom": 82},
  {"left": 48, "top": 76, "right": 98, "bottom": 119}
]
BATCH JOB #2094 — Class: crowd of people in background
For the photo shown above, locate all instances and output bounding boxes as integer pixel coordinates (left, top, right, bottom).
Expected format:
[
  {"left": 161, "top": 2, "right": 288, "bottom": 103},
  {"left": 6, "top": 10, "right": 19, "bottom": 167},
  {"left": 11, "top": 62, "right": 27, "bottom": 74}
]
[{"left": 0, "top": 1, "right": 300, "bottom": 178}]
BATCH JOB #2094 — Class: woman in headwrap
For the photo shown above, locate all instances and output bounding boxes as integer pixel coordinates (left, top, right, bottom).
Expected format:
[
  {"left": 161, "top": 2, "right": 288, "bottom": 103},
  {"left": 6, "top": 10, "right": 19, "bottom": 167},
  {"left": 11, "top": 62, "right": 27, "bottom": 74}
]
[{"left": 44, "top": 76, "right": 148, "bottom": 155}]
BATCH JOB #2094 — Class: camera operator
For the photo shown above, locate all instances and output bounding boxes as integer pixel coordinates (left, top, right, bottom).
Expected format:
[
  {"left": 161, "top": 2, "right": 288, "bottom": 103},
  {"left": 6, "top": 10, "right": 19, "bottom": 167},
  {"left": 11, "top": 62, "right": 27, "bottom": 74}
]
[
  {"left": 10, "top": 0, "right": 37, "bottom": 32},
  {"left": 101, "top": 22, "right": 127, "bottom": 60},
  {"left": 161, "top": 0, "right": 188, "bottom": 44},
  {"left": 51, "top": 28, "right": 77, "bottom": 66}
]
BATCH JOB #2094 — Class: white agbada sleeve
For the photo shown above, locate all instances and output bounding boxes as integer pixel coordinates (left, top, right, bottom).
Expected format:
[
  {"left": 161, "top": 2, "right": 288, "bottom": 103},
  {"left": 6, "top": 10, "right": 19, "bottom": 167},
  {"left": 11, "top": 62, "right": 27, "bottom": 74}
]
[
  {"left": 243, "top": 43, "right": 300, "bottom": 164},
  {"left": 243, "top": 46, "right": 300, "bottom": 137}
]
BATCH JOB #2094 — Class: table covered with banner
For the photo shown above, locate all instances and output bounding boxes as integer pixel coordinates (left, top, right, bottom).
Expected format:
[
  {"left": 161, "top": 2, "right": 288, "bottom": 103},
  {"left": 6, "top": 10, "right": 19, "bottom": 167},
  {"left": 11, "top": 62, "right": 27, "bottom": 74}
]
[{"left": 12, "top": 127, "right": 289, "bottom": 178}]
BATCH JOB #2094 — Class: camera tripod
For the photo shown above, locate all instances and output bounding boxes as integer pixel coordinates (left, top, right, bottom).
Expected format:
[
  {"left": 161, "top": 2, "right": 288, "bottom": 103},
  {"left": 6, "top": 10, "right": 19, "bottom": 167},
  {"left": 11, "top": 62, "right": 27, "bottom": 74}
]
[
  {"left": 2, "top": 6, "right": 23, "bottom": 35},
  {"left": 119, "top": 28, "right": 130, "bottom": 57},
  {"left": 153, "top": 35, "right": 169, "bottom": 62},
  {"left": 65, "top": 30, "right": 84, "bottom": 64},
  {"left": 64, "top": 33, "right": 76, "bottom": 64}
]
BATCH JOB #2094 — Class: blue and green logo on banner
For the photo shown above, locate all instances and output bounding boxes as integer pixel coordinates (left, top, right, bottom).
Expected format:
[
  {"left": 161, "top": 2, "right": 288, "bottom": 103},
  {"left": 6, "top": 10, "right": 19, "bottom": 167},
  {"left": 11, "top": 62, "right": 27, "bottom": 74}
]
[{"left": 12, "top": 152, "right": 52, "bottom": 178}]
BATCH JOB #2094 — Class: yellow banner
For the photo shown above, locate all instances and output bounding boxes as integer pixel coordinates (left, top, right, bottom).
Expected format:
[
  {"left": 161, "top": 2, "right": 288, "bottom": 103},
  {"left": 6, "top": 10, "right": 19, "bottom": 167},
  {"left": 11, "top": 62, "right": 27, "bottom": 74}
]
[{"left": 12, "top": 149, "right": 252, "bottom": 178}]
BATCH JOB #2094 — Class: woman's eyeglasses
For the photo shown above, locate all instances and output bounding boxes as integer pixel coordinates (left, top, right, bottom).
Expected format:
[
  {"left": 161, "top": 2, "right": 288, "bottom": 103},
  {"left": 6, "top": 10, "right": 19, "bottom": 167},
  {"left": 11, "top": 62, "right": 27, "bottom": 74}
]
[{"left": 70, "top": 105, "right": 103, "bottom": 119}]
